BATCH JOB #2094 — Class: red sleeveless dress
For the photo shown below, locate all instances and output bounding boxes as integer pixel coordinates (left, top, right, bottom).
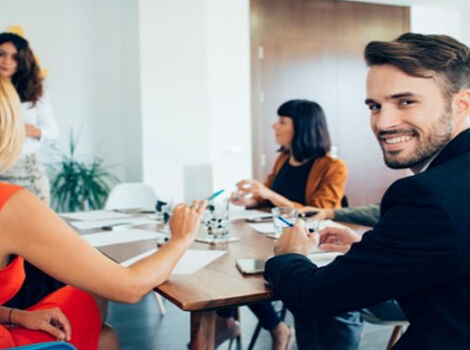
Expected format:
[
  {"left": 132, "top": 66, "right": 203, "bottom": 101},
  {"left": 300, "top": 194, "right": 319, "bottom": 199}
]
[{"left": 0, "top": 183, "right": 101, "bottom": 349}]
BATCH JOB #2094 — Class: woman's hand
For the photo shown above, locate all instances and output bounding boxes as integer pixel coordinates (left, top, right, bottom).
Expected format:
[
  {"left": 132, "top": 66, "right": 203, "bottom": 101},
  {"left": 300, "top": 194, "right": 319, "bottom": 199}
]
[
  {"left": 24, "top": 123, "right": 42, "bottom": 139},
  {"left": 13, "top": 308, "right": 71, "bottom": 341},
  {"left": 318, "top": 226, "right": 361, "bottom": 253},
  {"left": 169, "top": 200, "right": 207, "bottom": 245},
  {"left": 229, "top": 191, "right": 258, "bottom": 207},
  {"left": 236, "top": 179, "right": 273, "bottom": 200}
]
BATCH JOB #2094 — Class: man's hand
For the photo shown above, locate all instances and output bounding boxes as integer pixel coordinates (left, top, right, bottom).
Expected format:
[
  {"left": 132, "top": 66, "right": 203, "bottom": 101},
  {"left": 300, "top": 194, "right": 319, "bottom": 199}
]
[
  {"left": 13, "top": 308, "right": 71, "bottom": 341},
  {"left": 169, "top": 200, "right": 207, "bottom": 246},
  {"left": 25, "top": 123, "right": 42, "bottom": 139},
  {"left": 318, "top": 226, "right": 361, "bottom": 253},
  {"left": 298, "top": 206, "right": 334, "bottom": 221},
  {"left": 274, "top": 219, "right": 318, "bottom": 256}
]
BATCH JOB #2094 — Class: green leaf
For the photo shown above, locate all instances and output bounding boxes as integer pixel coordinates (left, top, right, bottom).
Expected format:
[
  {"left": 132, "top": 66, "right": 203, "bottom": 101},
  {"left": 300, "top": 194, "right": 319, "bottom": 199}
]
[{"left": 48, "top": 131, "right": 120, "bottom": 212}]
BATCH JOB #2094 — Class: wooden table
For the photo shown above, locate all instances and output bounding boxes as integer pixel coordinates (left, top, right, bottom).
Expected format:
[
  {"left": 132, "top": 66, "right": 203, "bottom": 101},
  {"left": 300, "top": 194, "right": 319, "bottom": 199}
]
[{"left": 82, "top": 215, "right": 369, "bottom": 350}]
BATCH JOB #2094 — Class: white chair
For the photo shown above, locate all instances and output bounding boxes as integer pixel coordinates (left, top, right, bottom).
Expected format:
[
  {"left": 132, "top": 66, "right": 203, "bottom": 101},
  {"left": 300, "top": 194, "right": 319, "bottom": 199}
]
[
  {"left": 105, "top": 182, "right": 157, "bottom": 211},
  {"left": 105, "top": 182, "right": 167, "bottom": 315}
]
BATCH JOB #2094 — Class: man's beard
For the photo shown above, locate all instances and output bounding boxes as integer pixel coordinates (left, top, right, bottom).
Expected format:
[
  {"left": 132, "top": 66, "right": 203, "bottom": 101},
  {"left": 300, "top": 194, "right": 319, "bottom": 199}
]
[{"left": 379, "top": 113, "right": 453, "bottom": 169}]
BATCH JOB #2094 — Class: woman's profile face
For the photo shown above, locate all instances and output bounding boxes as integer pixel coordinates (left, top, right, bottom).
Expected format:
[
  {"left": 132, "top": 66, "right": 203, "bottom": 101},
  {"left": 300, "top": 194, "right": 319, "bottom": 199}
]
[
  {"left": 272, "top": 116, "right": 294, "bottom": 147},
  {"left": 0, "top": 42, "right": 18, "bottom": 78}
]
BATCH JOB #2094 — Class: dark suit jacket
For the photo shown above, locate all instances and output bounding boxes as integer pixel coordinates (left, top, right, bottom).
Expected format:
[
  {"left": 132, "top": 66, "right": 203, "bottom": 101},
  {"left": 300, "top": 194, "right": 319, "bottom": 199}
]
[{"left": 265, "top": 129, "right": 470, "bottom": 349}]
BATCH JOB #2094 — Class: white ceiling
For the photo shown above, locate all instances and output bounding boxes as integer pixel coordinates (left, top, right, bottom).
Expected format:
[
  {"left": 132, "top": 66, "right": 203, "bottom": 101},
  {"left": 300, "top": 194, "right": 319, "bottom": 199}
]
[{"left": 342, "top": 0, "right": 470, "bottom": 9}]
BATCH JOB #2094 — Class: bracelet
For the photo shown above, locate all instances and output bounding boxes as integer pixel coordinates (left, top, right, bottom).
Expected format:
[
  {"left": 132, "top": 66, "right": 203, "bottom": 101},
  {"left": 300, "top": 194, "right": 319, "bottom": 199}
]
[{"left": 8, "top": 308, "right": 15, "bottom": 327}]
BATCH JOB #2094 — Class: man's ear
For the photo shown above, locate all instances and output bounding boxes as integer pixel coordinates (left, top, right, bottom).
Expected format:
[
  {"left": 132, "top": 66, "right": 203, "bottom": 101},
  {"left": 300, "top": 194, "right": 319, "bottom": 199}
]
[{"left": 453, "top": 89, "right": 470, "bottom": 118}]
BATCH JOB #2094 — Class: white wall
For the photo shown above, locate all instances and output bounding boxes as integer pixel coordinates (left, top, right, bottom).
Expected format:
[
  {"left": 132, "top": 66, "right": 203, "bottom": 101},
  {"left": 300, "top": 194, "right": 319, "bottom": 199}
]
[
  {"left": 411, "top": 6, "right": 466, "bottom": 43},
  {"left": 139, "top": 0, "right": 251, "bottom": 201},
  {"left": 119, "top": 0, "right": 143, "bottom": 181},
  {"left": 1, "top": 0, "right": 251, "bottom": 200},
  {"left": 0, "top": 0, "right": 142, "bottom": 181},
  {"left": 205, "top": 0, "right": 251, "bottom": 194}
]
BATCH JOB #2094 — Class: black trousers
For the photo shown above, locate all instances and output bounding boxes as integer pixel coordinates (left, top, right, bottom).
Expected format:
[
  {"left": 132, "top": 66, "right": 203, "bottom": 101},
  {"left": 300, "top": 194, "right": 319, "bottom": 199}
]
[{"left": 217, "top": 301, "right": 281, "bottom": 331}]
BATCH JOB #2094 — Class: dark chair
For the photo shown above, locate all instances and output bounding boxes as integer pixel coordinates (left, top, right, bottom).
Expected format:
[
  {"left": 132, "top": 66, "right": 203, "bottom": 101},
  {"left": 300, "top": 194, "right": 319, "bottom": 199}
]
[
  {"left": 341, "top": 195, "right": 349, "bottom": 208},
  {"left": 226, "top": 307, "right": 242, "bottom": 350},
  {"left": 245, "top": 302, "right": 287, "bottom": 350}
]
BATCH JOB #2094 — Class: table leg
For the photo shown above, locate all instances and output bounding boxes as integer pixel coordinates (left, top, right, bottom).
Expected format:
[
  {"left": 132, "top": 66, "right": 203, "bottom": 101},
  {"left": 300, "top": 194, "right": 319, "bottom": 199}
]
[{"left": 190, "top": 310, "right": 216, "bottom": 350}]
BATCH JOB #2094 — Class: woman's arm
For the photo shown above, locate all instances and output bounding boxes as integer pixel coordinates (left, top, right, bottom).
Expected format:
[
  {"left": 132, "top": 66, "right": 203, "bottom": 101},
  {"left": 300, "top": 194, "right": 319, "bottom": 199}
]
[
  {"left": 0, "top": 307, "right": 11, "bottom": 324},
  {"left": 1, "top": 190, "right": 204, "bottom": 304},
  {"left": 33, "top": 91, "right": 59, "bottom": 141},
  {"left": 234, "top": 179, "right": 297, "bottom": 208},
  {"left": 263, "top": 190, "right": 297, "bottom": 208}
]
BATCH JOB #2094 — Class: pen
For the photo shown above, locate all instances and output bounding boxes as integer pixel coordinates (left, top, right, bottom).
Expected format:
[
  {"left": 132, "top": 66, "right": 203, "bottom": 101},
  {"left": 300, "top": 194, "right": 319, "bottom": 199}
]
[
  {"left": 101, "top": 223, "right": 130, "bottom": 231},
  {"left": 277, "top": 216, "right": 315, "bottom": 233},
  {"left": 277, "top": 215, "right": 293, "bottom": 227},
  {"left": 206, "top": 189, "right": 225, "bottom": 201}
]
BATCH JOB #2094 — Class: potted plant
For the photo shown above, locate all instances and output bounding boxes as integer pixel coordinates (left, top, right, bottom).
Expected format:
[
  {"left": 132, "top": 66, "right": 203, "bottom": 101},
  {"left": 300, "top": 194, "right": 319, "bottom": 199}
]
[{"left": 49, "top": 132, "right": 119, "bottom": 212}]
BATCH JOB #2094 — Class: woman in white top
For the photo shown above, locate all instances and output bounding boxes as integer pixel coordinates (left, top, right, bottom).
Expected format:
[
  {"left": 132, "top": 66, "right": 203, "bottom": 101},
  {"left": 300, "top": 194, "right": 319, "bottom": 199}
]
[{"left": 0, "top": 32, "right": 58, "bottom": 205}]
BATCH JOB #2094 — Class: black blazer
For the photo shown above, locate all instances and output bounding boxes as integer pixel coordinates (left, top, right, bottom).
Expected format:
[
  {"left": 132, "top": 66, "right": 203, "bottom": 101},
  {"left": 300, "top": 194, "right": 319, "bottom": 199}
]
[{"left": 265, "top": 129, "right": 470, "bottom": 349}]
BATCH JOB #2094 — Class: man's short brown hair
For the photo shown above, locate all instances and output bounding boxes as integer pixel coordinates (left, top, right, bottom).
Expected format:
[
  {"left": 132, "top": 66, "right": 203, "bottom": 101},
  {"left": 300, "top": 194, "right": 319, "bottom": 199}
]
[{"left": 365, "top": 33, "right": 470, "bottom": 99}]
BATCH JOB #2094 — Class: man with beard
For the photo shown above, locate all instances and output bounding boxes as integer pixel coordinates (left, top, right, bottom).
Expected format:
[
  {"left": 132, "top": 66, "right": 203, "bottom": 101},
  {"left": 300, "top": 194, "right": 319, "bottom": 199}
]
[{"left": 264, "top": 33, "right": 470, "bottom": 350}]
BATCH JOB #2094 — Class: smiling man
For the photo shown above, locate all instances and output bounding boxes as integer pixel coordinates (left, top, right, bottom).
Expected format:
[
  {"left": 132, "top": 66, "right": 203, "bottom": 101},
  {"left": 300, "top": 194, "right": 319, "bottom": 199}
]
[{"left": 264, "top": 33, "right": 470, "bottom": 350}]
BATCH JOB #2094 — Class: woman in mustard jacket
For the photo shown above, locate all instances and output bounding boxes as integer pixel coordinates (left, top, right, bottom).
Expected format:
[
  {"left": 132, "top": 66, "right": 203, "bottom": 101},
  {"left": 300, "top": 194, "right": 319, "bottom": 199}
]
[{"left": 233, "top": 99, "right": 347, "bottom": 209}]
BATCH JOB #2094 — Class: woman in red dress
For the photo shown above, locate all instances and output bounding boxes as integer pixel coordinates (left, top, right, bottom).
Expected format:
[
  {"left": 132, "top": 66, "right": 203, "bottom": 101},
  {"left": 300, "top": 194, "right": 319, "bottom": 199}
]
[{"left": 0, "top": 77, "right": 206, "bottom": 349}]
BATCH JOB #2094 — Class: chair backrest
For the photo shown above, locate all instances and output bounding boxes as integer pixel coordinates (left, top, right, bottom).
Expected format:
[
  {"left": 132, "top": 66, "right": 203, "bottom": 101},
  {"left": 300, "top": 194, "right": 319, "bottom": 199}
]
[
  {"left": 105, "top": 182, "right": 156, "bottom": 210},
  {"left": 341, "top": 195, "right": 349, "bottom": 208},
  {"left": 14, "top": 342, "right": 77, "bottom": 350}
]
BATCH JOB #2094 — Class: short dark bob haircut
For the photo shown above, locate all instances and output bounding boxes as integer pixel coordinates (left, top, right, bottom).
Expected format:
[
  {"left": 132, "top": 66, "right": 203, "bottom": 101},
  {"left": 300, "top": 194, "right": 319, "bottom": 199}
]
[{"left": 277, "top": 99, "right": 331, "bottom": 162}]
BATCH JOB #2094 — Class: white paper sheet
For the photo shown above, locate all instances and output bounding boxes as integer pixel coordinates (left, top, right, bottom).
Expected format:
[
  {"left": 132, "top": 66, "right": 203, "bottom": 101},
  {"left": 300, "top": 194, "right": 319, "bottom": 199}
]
[
  {"left": 70, "top": 217, "right": 157, "bottom": 230},
  {"left": 250, "top": 219, "right": 347, "bottom": 235},
  {"left": 308, "top": 252, "right": 342, "bottom": 267},
  {"left": 61, "top": 210, "right": 132, "bottom": 221},
  {"left": 120, "top": 249, "right": 226, "bottom": 275},
  {"left": 249, "top": 222, "right": 275, "bottom": 233},
  {"left": 229, "top": 207, "right": 269, "bottom": 222},
  {"left": 172, "top": 249, "right": 226, "bottom": 274},
  {"left": 83, "top": 229, "right": 165, "bottom": 247}
]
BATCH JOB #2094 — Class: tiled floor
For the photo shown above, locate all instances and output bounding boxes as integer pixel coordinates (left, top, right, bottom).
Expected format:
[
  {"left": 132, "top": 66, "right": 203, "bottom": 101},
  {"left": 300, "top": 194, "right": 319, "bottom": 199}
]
[{"left": 108, "top": 293, "right": 397, "bottom": 350}]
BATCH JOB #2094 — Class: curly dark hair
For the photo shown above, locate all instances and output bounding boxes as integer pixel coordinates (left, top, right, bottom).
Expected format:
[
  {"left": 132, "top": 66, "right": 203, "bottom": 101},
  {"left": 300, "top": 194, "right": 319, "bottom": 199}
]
[{"left": 0, "top": 32, "right": 43, "bottom": 105}]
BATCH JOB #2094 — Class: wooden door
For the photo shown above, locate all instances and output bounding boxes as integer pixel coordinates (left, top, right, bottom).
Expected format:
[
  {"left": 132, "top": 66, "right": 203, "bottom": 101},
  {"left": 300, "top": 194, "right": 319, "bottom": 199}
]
[{"left": 251, "top": 0, "right": 410, "bottom": 206}]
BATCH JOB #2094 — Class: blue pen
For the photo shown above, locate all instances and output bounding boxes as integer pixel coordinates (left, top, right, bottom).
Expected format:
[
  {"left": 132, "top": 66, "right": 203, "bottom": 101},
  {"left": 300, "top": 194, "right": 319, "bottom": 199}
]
[
  {"left": 278, "top": 215, "right": 316, "bottom": 233},
  {"left": 206, "top": 189, "right": 225, "bottom": 201},
  {"left": 277, "top": 215, "right": 294, "bottom": 227}
]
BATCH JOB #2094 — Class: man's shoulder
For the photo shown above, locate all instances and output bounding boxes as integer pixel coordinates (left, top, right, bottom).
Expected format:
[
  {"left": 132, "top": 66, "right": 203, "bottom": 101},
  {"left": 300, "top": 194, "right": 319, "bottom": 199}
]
[{"left": 386, "top": 152, "right": 470, "bottom": 198}]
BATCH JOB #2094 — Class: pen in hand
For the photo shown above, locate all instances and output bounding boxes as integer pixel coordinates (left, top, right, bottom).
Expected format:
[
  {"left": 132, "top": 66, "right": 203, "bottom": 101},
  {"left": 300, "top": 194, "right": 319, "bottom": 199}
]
[{"left": 277, "top": 216, "right": 316, "bottom": 233}]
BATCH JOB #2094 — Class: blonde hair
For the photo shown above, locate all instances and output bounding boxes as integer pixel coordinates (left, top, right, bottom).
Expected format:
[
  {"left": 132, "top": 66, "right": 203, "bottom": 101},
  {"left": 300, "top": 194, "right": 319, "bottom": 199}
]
[{"left": 0, "top": 77, "right": 24, "bottom": 172}]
